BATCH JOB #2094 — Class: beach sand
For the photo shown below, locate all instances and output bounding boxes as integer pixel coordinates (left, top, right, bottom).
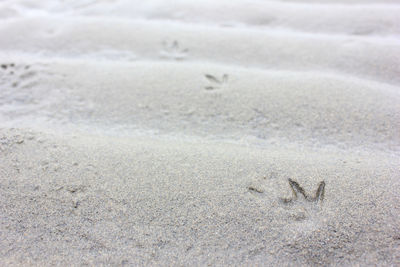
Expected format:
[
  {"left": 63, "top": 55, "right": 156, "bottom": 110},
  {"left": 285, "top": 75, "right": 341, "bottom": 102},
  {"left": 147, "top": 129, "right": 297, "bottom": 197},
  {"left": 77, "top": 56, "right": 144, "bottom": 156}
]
[{"left": 1, "top": 0, "right": 399, "bottom": 265}]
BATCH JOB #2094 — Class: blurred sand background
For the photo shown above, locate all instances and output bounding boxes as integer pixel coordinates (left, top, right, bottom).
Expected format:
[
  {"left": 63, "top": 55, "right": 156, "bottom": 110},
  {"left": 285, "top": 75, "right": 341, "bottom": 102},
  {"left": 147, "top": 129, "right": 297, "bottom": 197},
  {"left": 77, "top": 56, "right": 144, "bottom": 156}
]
[{"left": 0, "top": 0, "right": 399, "bottom": 265}]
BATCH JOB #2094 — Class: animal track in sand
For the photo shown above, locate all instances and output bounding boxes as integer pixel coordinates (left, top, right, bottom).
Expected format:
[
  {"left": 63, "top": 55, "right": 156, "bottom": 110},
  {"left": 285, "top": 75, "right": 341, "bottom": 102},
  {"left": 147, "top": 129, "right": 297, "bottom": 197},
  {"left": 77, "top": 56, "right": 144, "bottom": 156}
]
[
  {"left": 280, "top": 179, "right": 325, "bottom": 221},
  {"left": 0, "top": 62, "right": 52, "bottom": 111},
  {"left": 0, "top": 63, "right": 38, "bottom": 92},
  {"left": 248, "top": 177, "right": 326, "bottom": 221},
  {"left": 281, "top": 179, "right": 325, "bottom": 204},
  {"left": 247, "top": 172, "right": 279, "bottom": 195},
  {"left": 204, "top": 73, "right": 229, "bottom": 90},
  {"left": 160, "top": 40, "right": 188, "bottom": 60},
  {"left": 0, "top": 62, "right": 94, "bottom": 123},
  {"left": 248, "top": 185, "right": 264, "bottom": 194}
]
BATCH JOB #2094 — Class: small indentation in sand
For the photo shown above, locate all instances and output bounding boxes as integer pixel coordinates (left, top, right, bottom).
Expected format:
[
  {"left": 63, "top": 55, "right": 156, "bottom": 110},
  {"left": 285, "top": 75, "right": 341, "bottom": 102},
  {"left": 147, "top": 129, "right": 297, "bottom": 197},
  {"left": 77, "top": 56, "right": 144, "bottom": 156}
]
[
  {"left": 280, "top": 178, "right": 325, "bottom": 204},
  {"left": 204, "top": 73, "right": 229, "bottom": 91},
  {"left": 248, "top": 186, "right": 264, "bottom": 194},
  {"left": 160, "top": 40, "right": 188, "bottom": 60},
  {"left": 280, "top": 179, "right": 326, "bottom": 222}
]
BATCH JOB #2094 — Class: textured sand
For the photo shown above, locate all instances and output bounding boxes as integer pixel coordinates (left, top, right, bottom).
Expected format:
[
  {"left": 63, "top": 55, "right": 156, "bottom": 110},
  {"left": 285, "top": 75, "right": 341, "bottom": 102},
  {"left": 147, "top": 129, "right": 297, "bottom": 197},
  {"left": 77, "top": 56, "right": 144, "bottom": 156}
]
[{"left": 0, "top": 0, "right": 399, "bottom": 266}]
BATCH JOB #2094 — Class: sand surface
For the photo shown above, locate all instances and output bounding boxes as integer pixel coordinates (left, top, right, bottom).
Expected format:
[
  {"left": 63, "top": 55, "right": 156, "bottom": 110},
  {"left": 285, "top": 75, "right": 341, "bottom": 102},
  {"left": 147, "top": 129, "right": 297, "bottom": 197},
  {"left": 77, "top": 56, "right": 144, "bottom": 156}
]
[{"left": 0, "top": 0, "right": 400, "bottom": 266}]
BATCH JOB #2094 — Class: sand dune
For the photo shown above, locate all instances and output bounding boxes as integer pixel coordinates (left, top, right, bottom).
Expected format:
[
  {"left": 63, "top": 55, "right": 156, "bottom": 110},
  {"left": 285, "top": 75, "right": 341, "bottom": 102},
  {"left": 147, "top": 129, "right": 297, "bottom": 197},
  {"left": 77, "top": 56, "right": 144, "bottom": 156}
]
[
  {"left": 1, "top": 0, "right": 399, "bottom": 266},
  {"left": 1, "top": 17, "right": 400, "bottom": 85},
  {"left": 1, "top": 58, "right": 399, "bottom": 151}
]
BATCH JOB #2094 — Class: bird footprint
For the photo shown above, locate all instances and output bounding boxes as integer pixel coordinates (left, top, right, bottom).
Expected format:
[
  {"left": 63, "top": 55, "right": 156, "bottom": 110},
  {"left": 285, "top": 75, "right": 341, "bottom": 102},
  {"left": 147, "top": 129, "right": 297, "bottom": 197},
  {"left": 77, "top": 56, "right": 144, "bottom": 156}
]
[
  {"left": 281, "top": 178, "right": 325, "bottom": 204},
  {"left": 204, "top": 74, "right": 229, "bottom": 90},
  {"left": 160, "top": 40, "right": 188, "bottom": 60},
  {"left": 280, "top": 179, "right": 325, "bottom": 221}
]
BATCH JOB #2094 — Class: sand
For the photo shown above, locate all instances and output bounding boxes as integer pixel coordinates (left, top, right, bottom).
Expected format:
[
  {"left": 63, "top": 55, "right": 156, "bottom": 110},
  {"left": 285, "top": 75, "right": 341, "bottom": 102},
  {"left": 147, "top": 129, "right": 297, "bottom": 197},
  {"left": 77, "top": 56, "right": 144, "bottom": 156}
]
[{"left": 0, "top": 0, "right": 399, "bottom": 266}]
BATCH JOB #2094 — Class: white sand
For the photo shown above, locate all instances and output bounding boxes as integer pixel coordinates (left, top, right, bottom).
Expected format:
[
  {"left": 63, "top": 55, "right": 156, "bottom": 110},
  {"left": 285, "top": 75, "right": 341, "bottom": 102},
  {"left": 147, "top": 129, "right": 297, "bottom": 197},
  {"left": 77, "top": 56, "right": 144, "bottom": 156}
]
[{"left": 1, "top": 0, "right": 399, "bottom": 266}]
